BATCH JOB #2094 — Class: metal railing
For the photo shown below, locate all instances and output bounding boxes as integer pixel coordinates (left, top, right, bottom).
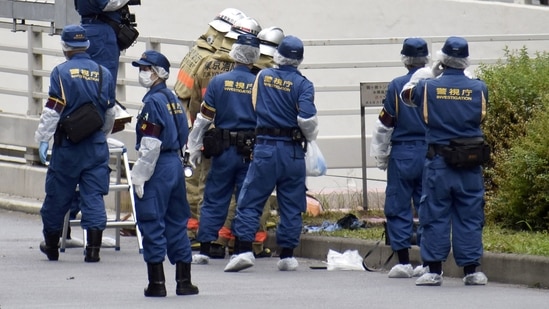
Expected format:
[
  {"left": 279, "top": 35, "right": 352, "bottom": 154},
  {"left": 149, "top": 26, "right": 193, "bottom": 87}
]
[{"left": 1, "top": 23, "right": 549, "bottom": 203}]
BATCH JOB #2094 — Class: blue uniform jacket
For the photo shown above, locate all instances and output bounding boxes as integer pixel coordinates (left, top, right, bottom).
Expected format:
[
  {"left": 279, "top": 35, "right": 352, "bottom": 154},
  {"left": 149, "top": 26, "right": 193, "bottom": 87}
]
[
  {"left": 203, "top": 66, "right": 256, "bottom": 130},
  {"left": 135, "top": 83, "right": 188, "bottom": 151},
  {"left": 51, "top": 53, "right": 115, "bottom": 126},
  {"left": 384, "top": 68, "right": 426, "bottom": 142},
  {"left": 411, "top": 69, "right": 488, "bottom": 145},
  {"left": 75, "top": 0, "right": 122, "bottom": 22},
  {"left": 254, "top": 65, "right": 316, "bottom": 134}
]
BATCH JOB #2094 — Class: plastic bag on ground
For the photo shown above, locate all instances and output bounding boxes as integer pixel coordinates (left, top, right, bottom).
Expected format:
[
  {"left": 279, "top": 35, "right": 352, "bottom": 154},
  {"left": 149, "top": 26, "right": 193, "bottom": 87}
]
[{"left": 326, "top": 249, "right": 365, "bottom": 271}]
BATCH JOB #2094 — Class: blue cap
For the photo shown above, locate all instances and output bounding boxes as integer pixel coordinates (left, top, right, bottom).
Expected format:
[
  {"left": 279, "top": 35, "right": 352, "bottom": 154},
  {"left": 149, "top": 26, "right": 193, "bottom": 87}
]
[
  {"left": 236, "top": 33, "right": 260, "bottom": 48},
  {"left": 401, "top": 38, "right": 428, "bottom": 57},
  {"left": 442, "top": 36, "right": 469, "bottom": 58},
  {"left": 277, "top": 35, "right": 304, "bottom": 60},
  {"left": 132, "top": 50, "right": 171, "bottom": 72},
  {"left": 61, "top": 25, "right": 89, "bottom": 49}
]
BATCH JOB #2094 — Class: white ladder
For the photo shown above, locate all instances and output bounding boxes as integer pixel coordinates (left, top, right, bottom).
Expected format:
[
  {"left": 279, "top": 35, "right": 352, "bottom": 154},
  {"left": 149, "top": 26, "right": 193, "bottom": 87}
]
[{"left": 59, "top": 143, "right": 143, "bottom": 253}]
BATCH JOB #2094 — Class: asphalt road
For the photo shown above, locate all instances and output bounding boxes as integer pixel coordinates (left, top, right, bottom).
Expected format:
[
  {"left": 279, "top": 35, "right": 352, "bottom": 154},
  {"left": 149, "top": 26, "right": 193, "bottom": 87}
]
[{"left": 1, "top": 208, "right": 548, "bottom": 309}]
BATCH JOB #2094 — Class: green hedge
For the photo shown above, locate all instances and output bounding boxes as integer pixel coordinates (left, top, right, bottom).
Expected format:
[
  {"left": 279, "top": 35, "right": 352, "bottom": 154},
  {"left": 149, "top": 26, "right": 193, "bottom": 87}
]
[{"left": 477, "top": 47, "right": 549, "bottom": 230}]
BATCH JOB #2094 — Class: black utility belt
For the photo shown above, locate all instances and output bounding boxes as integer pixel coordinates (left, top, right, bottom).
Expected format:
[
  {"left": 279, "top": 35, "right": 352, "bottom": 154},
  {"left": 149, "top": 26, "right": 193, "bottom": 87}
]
[
  {"left": 219, "top": 129, "right": 256, "bottom": 146},
  {"left": 202, "top": 128, "right": 255, "bottom": 159},
  {"left": 256, "top": 127, "right": 300, "bottom": 138},
  {"left": 427, "top": 137, "right": 491, "bottom": 169}
]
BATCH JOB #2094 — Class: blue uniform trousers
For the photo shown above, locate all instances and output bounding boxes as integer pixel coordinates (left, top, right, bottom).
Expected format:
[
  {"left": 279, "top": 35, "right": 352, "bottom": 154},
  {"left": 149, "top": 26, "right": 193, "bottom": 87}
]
[
  {"left": 134, "top": 152, "right": 192, "bottom": 264},
  {"left": 40, "top": 133, "right": 110, "bottom": 233},
  {"left": 197, "top": 146, "right": 249, "bottom": 243},
  {"left": 419, "top": 156, "right": 485, "bottom": 267},
  {"left": 384, "top": 142, "right": 426, "bottom": 251},
  {"left": 233, "top": 140, "right": 306, "bottom": 249}
]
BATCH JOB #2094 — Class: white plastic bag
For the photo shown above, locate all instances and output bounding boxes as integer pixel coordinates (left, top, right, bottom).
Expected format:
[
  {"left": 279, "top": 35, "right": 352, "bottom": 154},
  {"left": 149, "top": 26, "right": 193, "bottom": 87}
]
[
  {"left": 305, "top": 140, "right": 327, "bottom": 176},
  {"left": 326, "top": 249, "right": 365, "bottom": 271}
]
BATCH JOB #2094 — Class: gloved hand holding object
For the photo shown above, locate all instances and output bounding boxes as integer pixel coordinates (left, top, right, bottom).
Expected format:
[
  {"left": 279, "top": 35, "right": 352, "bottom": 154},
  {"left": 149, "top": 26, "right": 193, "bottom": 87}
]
[
  {"left": 188, "top": 149, "right": 202, "bottom": 169},
  {"left": 131, "top": 136, "right": 161, "bottom": 199},
  {"left": 39, "top": 141, "right": 49, "bottom": 165}
]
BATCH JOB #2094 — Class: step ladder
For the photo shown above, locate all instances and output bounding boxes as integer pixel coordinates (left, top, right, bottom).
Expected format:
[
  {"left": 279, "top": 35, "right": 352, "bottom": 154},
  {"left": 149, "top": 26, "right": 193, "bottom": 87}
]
[{"left": 59, "top": 141, "right": 143, "bottom": 253}]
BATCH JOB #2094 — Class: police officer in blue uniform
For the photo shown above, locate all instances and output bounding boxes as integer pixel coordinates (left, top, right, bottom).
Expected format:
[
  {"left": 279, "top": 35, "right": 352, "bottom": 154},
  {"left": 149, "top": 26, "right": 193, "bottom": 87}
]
[
  {"left": 187, "top": 34, "right": 261, "bottom": 265},
  {"left": 131, "top": 50, "right": 199, "bottom": 297},
  {"left": 74, "top": 0, "right": 133, "bottom": 82},
  {"left": 371, "top": 38, "right": 429, "bottom": 278},
  {"left": 224, "top": 35, "right": 319, "bottom": 272},
  {"left": 35, "top": 25, "right": 116, "bottom": 262},
  {"left": 70, "top": 1, "right": 139, "bottom": 239},
  {"left": 401, "top": 36, "right": 489, "bottom": 286}
]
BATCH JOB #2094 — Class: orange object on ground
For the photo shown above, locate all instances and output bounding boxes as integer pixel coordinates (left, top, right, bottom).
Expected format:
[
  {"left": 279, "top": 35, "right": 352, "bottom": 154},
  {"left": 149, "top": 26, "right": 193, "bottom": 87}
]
[{"left": 306, "top": 194, "right": 323, "bottom": 217}]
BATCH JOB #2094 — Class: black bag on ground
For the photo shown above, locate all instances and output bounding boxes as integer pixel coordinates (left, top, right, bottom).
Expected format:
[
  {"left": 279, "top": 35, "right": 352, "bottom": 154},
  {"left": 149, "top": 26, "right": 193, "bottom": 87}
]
[{"left": 58, "top": 103, "right": 103, "bottom": 143}]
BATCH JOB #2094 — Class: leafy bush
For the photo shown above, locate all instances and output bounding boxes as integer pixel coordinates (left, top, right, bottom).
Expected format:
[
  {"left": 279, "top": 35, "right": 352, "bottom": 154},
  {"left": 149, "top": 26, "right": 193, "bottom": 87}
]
[
  {"left": 477, "top": 47, "right": 549, "bottom": 229},
  {"left": 488, "top": 106, "right": 549, "bottom": 230}
]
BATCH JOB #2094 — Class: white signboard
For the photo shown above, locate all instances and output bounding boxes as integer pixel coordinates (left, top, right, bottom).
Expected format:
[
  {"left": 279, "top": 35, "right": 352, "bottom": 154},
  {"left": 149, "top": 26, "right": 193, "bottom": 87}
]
[{"left": 360, "top": 82, "right": 389, "bottom": 107}]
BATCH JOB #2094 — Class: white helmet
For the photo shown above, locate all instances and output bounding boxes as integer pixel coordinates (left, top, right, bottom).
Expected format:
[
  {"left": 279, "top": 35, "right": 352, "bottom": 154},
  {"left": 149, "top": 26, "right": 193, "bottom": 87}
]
[
  {"left": 209, "top": 8, "right": 247, "bottom": 33},
  {"left": 258, "top": 26, "right": 284, "bottom": 57},
  {"left": 225, "top": 17, "right": 262, "bottom": 40}
]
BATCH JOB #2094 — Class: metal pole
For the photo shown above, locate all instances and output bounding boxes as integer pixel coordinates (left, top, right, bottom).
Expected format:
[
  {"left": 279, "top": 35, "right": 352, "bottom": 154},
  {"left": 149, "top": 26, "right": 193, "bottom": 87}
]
[{"left": 360, "top": 102, "right": 368, "bottom": 210}]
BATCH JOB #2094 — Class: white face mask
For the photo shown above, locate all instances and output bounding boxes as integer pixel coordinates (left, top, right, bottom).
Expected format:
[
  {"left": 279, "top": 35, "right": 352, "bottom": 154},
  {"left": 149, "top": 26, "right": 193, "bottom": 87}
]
[{"left": 139, "top": 70, "right": 157, "bottom": 88}]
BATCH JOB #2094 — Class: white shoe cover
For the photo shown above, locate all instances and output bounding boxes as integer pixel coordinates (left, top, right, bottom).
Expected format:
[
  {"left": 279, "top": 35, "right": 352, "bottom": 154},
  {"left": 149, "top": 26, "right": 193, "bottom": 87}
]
[
  {"left": 413, "top": 265, "right": 429, "bottom": 277},
  {"left": 388, "top": 264, "right": 413, "bottom": 278},
  {"left": 415, "top": 272, "right": 443, "bottom": 286},
  {"left": 463, "top": 272, "right": 488, "bottom": 285},
  {"left": 224, "top": 252, "right": 255, "bottom": 272},
  {"left": 277, "top": 257, "right": 299, "bottom": 271},
  {"left": 191, "top": 254, "right": 210, "bottom": 265}
]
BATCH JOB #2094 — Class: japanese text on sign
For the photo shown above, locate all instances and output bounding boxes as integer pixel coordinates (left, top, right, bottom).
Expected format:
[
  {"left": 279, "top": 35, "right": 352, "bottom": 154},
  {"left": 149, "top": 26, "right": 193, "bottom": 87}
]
[{"left": 360, "top": 82, "right": 389, "bottom": 107}]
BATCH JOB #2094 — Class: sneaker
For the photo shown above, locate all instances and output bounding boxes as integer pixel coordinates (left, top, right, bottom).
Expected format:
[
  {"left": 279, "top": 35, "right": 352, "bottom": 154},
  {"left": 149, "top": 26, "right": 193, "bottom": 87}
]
[
  {"left": 277, "top": 257, "right": 299, "bottom": 271},
  {"left": 415, "top": 273, "right": 443, "bottom": 286},
  {"left": 463, "top": 272, "right": 488, "bottom": 285},
  {"left": 388, "top": 264, "right": 413, "bottom": 278},
  {"left": 254, "top": 248, "right": 273, "bottom": 258},
  {"left": 413, "top": 265, "right": 430, "bottom": 277},
  {"left": 191, "top": 254, "right": 210, "bottom": 265},
  {"left": 224, "top": 252, "right": 255, "bottom": 272}
]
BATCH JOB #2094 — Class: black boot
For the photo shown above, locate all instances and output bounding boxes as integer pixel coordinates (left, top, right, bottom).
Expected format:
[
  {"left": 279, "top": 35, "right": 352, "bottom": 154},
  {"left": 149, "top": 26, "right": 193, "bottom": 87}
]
[
  {"left": 84, "top": 229, "right": 102, "bottom": 263},
  {"left": 144, "top": 263, "right": 167, "bottom": 297},
  {"left": 176, "top": 262, "right": 199, "bottom": 296},
  {"left": 40, "top": 231, "right": 60, "bottom": 261}
]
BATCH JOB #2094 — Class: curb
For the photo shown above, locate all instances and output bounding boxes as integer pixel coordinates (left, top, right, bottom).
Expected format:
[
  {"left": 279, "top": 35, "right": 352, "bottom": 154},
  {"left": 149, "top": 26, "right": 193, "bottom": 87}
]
[
  {"left": 266, "top": 234, "right": 549, "bottom": 289},
  {"left": 3, "top": 196, "right": 549, "bottom": 288}
]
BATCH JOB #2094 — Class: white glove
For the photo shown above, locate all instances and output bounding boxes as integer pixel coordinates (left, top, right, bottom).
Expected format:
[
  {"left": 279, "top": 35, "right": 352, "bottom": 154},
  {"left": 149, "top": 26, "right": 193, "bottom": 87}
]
[
  {"left": 297, "top": 115, "right": 319, "bottom": 141},
  {"left": 431, "top": 60, "right": 444, "bottom": 77},
  {"left": 410, "top": 67, "right": 434, "bottom": 85},
  {"left": 189, "top": 150, "right": 202, "bottom": 169},
  {"left": 375, "top": 156, "right": 388, "bottom": 171},
  {"left": 134, "top": 184, "right": 144, "bottom": 199}
]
